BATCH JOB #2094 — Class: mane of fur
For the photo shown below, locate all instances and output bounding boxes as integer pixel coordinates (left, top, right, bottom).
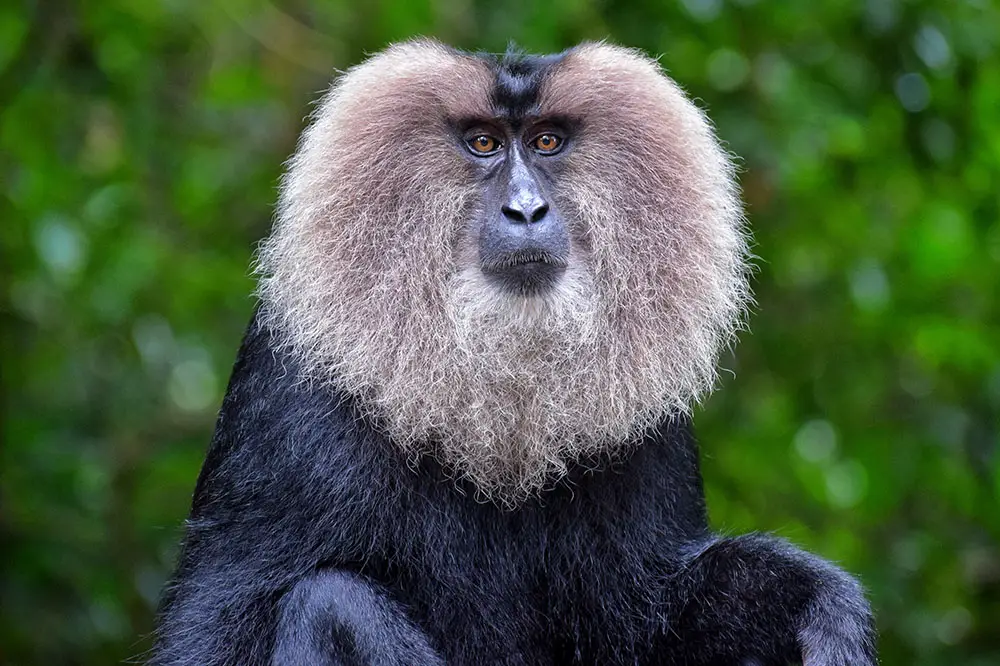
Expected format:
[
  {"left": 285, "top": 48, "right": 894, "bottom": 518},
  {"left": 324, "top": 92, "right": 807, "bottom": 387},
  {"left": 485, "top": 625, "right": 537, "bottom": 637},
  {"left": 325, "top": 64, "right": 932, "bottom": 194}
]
[{"left": 256, "top": 40, "right": 751, "bottom": 505}]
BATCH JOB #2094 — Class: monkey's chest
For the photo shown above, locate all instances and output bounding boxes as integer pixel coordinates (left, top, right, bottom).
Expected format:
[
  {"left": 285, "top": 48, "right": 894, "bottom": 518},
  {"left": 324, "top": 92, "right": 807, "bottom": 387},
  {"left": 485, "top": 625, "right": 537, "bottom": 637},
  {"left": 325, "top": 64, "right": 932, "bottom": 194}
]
[{"left": 373, "top": 514, "right": 671, "bottom": 666}]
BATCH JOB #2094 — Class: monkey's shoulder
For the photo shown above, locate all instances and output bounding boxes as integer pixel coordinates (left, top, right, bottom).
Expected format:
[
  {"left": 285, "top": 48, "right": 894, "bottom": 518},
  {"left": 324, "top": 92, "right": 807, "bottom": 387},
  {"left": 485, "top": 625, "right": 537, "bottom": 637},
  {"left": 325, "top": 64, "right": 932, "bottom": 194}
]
[{"left": 189, "top": 314, "right": 390, "bottom": 520}]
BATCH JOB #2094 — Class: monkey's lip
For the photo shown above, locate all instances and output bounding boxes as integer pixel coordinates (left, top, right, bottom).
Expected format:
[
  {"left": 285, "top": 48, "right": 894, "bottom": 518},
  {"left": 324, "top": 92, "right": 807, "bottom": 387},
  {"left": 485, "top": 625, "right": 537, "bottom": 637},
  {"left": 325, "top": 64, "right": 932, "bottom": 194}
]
[
  {"left": 481, "top": 250, "right": 567, "bottom": 294},
  {"left": 481, "top": 250, "right": 568, "bottom": 273}
]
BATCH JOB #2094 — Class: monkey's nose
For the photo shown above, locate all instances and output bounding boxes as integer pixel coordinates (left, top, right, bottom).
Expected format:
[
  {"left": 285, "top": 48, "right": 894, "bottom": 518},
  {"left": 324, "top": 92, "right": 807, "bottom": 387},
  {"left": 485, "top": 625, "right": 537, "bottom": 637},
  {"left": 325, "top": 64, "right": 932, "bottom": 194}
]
[{"left": 502, "top": 199, "right": 549, "bottom": 224}]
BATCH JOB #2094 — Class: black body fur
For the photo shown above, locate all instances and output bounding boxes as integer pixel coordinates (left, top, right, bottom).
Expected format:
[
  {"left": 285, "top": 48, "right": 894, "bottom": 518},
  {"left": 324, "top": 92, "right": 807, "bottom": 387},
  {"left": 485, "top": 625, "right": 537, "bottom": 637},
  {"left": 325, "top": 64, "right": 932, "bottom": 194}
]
[{"left": 150, "top": 313, "right": 875, "bottom": 665}]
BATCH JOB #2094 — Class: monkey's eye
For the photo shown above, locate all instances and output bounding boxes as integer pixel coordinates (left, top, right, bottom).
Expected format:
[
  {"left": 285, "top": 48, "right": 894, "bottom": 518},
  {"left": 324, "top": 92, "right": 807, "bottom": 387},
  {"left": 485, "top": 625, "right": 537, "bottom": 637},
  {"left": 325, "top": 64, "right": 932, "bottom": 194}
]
[
  {"left": 532, "top": 134, "right": 563, "bottom": 154},
  {"left": 467, "top": 135, "right": 501, "bottom": 156}
]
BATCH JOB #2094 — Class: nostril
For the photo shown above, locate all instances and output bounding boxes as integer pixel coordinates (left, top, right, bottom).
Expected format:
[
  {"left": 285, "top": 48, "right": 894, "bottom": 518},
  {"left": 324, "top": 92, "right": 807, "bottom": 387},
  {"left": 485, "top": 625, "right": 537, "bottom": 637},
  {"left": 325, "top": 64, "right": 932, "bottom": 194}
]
[
  {"left": 502, "top": 203, "right": 549, "bottom": 224},
  {"left": 530, "top": 204, "right": 549, "bottom": 224}
]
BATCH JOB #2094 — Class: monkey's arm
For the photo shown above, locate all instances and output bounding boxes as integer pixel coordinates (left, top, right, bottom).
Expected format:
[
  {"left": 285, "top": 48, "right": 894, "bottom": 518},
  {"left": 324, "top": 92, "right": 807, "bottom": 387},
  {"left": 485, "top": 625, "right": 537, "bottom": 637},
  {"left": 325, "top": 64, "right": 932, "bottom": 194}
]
[
  {"left": 272, "top": 570, "right": 444, "bottom": 666},
  {"left": 153, "top": 555, "right": 443, "bottom": 666},
  {"left": 664, "top": 534, "right": 876, "bottom": 666},
  {"left": 151, "top": 315, "right": 438, "bottom": 665}
]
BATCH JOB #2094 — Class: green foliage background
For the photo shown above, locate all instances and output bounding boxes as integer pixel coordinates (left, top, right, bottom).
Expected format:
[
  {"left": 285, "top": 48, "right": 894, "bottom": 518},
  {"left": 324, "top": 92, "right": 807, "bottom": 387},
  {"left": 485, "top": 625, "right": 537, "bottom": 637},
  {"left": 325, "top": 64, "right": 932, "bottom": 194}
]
[{"left": 2, "top": 0, "right": 999, "bottom": 664}]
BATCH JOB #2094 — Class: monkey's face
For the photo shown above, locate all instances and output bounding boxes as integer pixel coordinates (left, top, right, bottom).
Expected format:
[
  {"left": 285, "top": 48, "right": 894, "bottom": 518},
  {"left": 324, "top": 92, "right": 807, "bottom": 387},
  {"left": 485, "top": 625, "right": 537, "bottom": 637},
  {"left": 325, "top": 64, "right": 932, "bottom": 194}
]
[
  {"left": 459, "top": 119, "right": 571, "bottom": 297},
  {"left": 257, "top": 40, "right": 750, "bottom": 502}
]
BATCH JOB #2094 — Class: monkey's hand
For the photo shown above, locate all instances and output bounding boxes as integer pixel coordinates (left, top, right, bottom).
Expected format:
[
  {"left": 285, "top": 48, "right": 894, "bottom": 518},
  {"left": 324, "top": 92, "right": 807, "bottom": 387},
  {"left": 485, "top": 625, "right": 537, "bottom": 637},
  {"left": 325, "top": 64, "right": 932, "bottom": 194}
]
[
  {"left": 665, "top": 534, "right": 876, "bottom": 666},
  {"left": 272, "top": 569, "right": 444, "bottom": 666}
]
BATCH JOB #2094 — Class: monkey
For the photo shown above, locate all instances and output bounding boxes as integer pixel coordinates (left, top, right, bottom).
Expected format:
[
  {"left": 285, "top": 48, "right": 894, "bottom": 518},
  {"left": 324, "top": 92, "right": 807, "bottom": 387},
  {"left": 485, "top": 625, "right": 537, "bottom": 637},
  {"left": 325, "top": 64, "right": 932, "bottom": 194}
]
[{"left": 149, "top": 40, "right": 876, "bottom": 666}]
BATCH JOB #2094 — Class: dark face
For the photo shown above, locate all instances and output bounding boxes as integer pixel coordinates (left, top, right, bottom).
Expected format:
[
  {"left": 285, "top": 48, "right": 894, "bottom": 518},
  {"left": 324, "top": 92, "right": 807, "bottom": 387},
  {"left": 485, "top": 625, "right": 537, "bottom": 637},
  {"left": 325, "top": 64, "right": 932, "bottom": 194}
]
[
  {"left": 458, "top": 118, "right": 572, "bottom": 296},
  {"left": 442, "top": 52, "right": 574, "bottom": 297}
]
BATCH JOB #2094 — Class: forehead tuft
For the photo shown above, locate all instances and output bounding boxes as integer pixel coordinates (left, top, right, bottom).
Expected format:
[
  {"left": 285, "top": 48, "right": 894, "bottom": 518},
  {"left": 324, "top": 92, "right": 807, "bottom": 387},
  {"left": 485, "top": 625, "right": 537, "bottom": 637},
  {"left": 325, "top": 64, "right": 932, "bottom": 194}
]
[
  {"left": 476, "top": 48, "right": 568, "bottom": 118},
  {"left": 466, "top": 43, "right": 679, "bottom": 125}
]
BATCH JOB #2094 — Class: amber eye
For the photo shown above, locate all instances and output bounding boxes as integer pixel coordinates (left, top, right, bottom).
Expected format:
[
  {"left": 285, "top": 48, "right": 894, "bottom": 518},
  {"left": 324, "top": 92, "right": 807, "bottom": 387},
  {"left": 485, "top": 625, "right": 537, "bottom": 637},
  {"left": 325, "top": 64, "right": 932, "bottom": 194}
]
[
  {"left": 533, "top": 134, "right": 563, "bottom": 154},
  {"left": 468, "top": 135, "right": 500, "bottom": 155}
]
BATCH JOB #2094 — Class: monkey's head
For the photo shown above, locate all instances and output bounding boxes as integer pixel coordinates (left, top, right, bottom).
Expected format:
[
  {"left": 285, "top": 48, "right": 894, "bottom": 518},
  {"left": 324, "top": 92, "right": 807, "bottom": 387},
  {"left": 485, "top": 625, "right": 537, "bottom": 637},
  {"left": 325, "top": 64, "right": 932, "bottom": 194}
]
[{"left": 258, "top": 40, "right": 750, "bottom": 503}]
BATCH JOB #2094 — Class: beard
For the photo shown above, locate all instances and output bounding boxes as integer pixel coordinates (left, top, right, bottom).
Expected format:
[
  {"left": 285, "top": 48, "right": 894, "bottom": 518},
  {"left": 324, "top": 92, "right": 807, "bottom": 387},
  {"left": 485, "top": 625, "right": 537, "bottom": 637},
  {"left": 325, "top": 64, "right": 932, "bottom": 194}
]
[{"left": 258, "top": 171, "right": 746, "bottom": 508}]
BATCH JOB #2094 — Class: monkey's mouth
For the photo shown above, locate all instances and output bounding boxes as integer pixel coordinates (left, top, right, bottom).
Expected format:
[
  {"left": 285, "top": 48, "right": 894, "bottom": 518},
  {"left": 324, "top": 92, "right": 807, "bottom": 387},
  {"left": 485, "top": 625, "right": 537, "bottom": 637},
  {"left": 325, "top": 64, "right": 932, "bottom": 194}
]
[{"left": 481, "top": 250, "right": 568, "bottom": 295}]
